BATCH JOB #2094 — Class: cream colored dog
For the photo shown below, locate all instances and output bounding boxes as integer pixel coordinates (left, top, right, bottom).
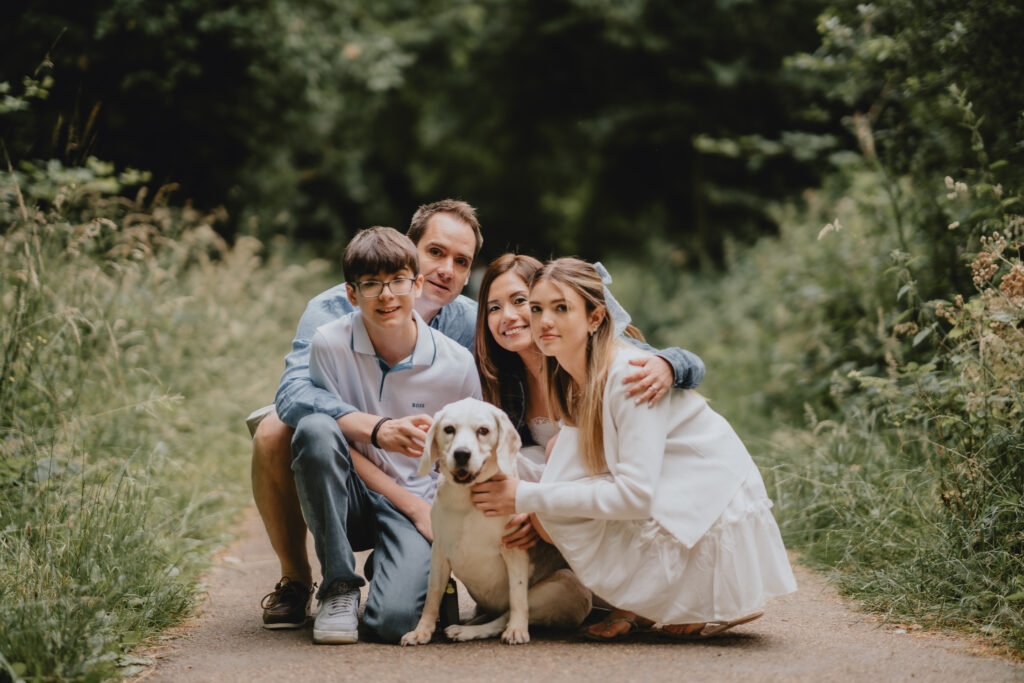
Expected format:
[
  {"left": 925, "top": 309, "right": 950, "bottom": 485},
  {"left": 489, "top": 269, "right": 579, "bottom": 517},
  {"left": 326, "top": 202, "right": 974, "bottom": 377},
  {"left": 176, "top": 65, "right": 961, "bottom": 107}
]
[{"left": 400, "top": 398, "right": 591, "bottom": 645}]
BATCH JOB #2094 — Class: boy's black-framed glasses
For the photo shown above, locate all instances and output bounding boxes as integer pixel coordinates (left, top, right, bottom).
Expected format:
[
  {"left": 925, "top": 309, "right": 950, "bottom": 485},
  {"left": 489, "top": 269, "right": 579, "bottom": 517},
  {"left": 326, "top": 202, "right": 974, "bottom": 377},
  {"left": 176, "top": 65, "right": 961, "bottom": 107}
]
[{"left": 352, "top": 277, "right": 417, "bottom": 298}]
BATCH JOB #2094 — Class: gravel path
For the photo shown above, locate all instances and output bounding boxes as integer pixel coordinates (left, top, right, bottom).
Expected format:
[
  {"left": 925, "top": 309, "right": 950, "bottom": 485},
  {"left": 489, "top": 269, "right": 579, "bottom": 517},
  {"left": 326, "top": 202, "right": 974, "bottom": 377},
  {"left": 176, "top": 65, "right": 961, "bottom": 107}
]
[{"left": 134, "top": 509, "right": 1023, "bottom": 682}]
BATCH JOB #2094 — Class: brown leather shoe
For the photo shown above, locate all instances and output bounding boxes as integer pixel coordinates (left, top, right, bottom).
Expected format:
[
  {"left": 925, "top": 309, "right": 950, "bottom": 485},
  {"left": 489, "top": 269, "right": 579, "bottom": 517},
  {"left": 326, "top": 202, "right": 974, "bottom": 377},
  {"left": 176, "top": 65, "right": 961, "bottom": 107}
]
[{"left": 261, "top": 577, "right": 314, "bottom": 629}]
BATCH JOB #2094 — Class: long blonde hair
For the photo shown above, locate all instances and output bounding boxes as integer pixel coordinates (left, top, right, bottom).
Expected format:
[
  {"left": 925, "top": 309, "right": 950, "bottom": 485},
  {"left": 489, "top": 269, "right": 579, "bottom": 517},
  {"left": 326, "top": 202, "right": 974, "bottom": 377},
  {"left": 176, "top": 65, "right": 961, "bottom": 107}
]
[{"left": 530, "top": 258, "right": 619, "bottom": 475}]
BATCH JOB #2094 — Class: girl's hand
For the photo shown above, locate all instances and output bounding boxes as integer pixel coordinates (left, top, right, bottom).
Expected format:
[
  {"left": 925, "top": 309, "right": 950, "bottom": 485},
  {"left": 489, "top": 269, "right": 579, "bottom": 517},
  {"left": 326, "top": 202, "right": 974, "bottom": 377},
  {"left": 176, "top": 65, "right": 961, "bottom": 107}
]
[
  {"left": 623, "top": 356, "right": 673, "bottom": 406},
  {"left": 471, "top": 474, "right": 520, "bottom": 516},
  {"left": 502, "top": 513, "right": 540, "bottom": 549}
]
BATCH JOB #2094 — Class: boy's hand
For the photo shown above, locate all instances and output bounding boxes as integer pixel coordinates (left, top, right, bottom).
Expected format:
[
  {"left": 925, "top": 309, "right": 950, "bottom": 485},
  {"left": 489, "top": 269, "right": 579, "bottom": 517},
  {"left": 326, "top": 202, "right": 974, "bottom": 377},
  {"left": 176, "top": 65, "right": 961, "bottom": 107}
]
[
  {"left": 406, "top": 496, "right": 433, "bottom": 543},
  {"left": 623, "top": 355, "right": 672, "bottom": 406},
  {"left": 377, "top": 414, "right": 432, "bottom": 457}
]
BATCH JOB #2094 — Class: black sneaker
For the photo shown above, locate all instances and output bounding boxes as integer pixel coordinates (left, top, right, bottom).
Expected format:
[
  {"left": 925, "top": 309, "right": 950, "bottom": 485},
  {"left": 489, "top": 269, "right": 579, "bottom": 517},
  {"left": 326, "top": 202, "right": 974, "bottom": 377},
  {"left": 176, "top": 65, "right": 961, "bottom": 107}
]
[{"left": 261, "top": 577, "right": 314, "bottom": 629}]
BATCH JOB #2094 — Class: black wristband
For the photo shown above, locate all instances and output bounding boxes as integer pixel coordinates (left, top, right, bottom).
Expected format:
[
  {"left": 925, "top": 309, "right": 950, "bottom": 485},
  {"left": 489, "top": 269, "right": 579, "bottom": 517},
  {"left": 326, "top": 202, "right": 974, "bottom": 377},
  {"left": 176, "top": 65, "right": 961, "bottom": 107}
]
[{"left": 370, "top": 416, "right": 392, "bottom": 448}]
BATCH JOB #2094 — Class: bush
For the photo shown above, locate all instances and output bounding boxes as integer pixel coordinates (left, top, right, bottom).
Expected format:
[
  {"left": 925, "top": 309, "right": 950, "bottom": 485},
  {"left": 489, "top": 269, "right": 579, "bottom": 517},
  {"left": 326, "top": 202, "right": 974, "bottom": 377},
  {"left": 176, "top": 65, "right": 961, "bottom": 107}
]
[
  {"left": 0, "top": 161, "right": 334, "bottom": 680},
  {"left": 607, "top": 111, "right": 1024, "bottom": 650}
]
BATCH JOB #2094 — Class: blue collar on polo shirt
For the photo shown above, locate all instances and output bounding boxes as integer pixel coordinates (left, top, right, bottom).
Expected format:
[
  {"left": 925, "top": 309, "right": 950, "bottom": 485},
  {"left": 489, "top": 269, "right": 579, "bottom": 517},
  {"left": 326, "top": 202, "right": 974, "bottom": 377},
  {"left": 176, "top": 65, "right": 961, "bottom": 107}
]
[{"left": 349, "top": 310, "right": 438, "bottom": 371}]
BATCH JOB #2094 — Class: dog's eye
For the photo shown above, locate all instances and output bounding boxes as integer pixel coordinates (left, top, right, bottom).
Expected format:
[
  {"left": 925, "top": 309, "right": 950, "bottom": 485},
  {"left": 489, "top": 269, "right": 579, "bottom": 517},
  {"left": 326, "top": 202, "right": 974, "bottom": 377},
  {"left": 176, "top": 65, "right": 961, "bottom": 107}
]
[
  {"left": 477, "top": 427, "right": 490, "bottom": 436},
  {"left": 443, "top": 425, "right": 455, "bottom": 435}
]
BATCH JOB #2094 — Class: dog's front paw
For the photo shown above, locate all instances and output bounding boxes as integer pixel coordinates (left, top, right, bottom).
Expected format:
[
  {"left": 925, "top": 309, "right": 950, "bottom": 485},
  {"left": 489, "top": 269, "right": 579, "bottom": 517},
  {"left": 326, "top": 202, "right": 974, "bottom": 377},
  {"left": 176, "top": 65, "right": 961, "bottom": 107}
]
[
  {"left": 501, "top": 625, "right": 530, "bottom": 645},
  {"left": 444, "top": 624, "right": 474, "bottom": 642},
  {"left": 446, "top": 620, "right": 506, "bottom": 641},
  {"left": 400, "top": 626, "right": 434, "bottom": 646}
]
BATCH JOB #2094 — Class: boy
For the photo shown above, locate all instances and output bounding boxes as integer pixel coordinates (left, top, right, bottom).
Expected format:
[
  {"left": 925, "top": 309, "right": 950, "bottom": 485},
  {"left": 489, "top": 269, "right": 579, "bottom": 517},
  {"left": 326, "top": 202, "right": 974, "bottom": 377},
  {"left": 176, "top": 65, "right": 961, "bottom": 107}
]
[
  {"left": 253, "top": 201, "right": 480, "bottom": 631},
  {"left": 292, "top": 226, "right": 481, "bottom": 644}
]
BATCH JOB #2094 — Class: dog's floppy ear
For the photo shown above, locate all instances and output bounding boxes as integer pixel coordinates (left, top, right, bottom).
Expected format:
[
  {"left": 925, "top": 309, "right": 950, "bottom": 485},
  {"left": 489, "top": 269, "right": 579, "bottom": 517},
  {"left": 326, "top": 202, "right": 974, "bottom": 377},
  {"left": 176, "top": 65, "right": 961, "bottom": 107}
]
[
  {"left": 418, "top": 407, "right": 446, "bottom": 477},
  {"left": 492, "top": 404, "right": 522, "bottom": 476}
]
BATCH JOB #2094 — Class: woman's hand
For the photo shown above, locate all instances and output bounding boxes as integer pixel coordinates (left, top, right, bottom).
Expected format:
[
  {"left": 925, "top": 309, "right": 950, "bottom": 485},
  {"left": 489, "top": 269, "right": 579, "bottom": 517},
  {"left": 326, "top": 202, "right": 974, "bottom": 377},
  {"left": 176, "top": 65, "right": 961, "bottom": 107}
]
[
  {"left": 622, "top": 356, "right": 673, "bottom": 406},
  {"left": 502, "top": 513, "right": 540, "bottom": 549},
  {"left": 471, "top": 474, "right": 520, "bottom": 516}
]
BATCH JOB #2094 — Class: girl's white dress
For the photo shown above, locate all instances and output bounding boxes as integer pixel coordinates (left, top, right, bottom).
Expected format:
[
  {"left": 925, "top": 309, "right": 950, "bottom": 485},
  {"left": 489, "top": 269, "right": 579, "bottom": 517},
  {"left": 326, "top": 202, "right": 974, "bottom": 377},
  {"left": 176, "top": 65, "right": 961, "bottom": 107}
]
[{"left": 515, "top": 346, "right": 797, "bottom": 623}]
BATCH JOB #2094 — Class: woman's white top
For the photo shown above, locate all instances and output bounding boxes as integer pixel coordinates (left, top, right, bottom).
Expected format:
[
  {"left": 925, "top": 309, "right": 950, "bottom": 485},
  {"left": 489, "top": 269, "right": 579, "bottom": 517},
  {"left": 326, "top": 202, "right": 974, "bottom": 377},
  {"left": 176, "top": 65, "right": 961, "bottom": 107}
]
[
  {"left": 528, "top": 417, "right": 559, "bottom": 450},
  {"left": 516, "top": 417, "right": 558, "bottom": 482},
  {"left": 516, "top": 345, "right": 756, "bottom": 549}
]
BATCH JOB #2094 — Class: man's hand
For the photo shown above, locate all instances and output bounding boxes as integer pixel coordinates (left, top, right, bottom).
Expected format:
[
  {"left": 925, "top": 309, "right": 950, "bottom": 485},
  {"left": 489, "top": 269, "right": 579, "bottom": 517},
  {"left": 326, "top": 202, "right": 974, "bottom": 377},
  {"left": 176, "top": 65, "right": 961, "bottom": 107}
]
[
  {"left": 623, "top": 355, "right": 673, "bottom": 406},
  {"left": 502, "top": 513, "right": 540, "bottom": 549},
  {"left": 471, "top": 474, "right": 520, "bottom": 517},
  {"left": 376, "top": 414, "right": 432, "bottom": 457}
]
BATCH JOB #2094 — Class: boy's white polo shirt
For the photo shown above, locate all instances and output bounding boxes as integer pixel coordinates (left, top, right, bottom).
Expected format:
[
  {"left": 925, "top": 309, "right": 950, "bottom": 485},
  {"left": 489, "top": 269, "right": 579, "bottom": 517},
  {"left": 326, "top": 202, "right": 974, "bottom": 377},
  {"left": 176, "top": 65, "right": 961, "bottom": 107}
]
[{"left": 309, "top": 310, "right": 482, "bottom": 502}]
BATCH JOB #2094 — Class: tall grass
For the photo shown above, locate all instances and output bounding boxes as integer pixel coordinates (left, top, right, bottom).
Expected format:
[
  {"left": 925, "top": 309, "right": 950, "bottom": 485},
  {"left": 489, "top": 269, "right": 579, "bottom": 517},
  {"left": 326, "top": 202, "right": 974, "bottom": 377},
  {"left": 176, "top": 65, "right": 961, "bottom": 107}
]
[{"left": 0, "top": 162, "right": 336, "bottom": 680}]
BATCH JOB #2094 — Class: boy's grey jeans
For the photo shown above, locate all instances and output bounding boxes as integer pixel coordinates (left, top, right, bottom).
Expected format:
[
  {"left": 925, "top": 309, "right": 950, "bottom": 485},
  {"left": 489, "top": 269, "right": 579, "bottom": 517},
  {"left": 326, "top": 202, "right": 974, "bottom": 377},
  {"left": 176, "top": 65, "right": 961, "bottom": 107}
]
[{"left": 291, "top": 412, "right": 430, "bottom": 643}]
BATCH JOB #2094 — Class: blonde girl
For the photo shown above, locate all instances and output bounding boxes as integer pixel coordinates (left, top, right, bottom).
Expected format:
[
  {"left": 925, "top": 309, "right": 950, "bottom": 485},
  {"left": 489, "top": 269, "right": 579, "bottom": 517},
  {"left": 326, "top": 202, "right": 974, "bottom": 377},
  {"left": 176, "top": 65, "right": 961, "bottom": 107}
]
[{"left": 472, "top": 258, "right": 796, "bottom": 640}]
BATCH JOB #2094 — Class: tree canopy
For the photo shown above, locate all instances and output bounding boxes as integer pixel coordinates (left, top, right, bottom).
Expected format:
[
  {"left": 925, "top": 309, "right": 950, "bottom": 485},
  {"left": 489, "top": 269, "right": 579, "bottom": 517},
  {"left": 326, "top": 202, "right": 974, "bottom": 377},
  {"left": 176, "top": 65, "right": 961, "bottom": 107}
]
[{"left": 2, "top": 0, "right": 834, "bottom": 263}]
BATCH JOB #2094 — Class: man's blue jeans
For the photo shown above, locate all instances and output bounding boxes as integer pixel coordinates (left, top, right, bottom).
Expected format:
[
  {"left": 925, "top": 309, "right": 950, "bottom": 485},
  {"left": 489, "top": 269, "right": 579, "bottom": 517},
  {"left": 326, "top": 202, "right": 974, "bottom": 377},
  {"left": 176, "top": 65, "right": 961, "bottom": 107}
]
[{"left": 291, "top": 413, "right": 430, "bottom": 643}]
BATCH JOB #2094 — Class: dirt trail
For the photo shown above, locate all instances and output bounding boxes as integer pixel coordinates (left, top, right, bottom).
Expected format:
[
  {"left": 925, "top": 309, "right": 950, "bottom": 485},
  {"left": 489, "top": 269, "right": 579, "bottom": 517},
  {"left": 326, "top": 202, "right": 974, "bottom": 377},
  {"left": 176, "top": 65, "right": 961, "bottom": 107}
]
[{"left": 134, "top": 509, "right": 1023, "bottom": 682}]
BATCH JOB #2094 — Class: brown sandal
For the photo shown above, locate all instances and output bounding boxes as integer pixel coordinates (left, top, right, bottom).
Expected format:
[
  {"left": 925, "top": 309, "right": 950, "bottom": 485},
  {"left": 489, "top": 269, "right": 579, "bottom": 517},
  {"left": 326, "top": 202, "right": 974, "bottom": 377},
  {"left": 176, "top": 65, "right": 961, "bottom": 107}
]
[
  {"left": 660, "top": 611, "right": 764, "bottom": 640},
  {"left": 583, "top": 613, "right": 655, "bottom": 641}
]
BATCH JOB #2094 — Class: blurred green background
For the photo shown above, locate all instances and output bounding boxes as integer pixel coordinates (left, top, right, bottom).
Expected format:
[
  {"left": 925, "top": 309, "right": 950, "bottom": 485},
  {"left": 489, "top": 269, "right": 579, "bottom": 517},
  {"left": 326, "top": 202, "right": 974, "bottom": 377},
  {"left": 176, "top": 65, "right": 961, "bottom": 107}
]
[
  {"left": 3, "top": 0, "right": 838, "bottom": 263},
  {"left": 2, "top": 1, "right": 1023, "bottom": 679}
]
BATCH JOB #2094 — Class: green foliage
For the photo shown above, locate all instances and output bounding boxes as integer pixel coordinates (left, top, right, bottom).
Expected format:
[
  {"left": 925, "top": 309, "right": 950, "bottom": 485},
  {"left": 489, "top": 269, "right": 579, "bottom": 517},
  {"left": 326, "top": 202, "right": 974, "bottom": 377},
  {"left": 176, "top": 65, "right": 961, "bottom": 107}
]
[
  {"left": 604, "top": 0, "right": 1024, "bottom": 652},
  {"left": 610, "top": 93, "right": 1024, "bottom": 650},
  {"left": 793, "top": 1, "right": 1024, "bottom": 173},
  {"left": 1, "top": 0, "right": 832, "bottom": 260},
  {"left": 787, "top": 196, "right": 1024, "bottom": 649},
  {"left": 788, "top": 0, "right": 1024, "bottom": 292},
  {"left": 0, "top": 161, "right": 334, "bottom": 680},
  {"left": 611, "top": 159, "right": 912, "bottom": 424}
]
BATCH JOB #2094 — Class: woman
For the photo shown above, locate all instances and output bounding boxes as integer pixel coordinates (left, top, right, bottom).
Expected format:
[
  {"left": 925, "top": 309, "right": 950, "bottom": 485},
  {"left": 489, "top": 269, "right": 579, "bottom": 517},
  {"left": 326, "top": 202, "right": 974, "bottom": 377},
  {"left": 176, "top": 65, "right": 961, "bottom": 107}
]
[
  {"left": 472, "top": 258, "right": 797, "bottom": 640},
  {"left": 473, "top": 254, "right": 558, "bottom": 473}
]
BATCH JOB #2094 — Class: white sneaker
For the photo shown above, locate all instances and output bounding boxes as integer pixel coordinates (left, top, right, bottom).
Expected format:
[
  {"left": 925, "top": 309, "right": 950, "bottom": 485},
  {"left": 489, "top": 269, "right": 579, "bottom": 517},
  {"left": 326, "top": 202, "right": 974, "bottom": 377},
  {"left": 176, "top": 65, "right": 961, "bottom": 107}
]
[{"left": 313, "top": 587, "right": 360, "bottom": 644}]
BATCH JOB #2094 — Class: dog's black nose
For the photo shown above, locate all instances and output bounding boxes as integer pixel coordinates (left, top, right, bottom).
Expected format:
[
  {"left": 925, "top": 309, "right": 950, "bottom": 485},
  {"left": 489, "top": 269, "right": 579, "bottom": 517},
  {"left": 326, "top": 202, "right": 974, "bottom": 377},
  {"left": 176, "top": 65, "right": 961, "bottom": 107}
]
[{"left": 452, "top": 448, "right": 471, "bottom": 466}]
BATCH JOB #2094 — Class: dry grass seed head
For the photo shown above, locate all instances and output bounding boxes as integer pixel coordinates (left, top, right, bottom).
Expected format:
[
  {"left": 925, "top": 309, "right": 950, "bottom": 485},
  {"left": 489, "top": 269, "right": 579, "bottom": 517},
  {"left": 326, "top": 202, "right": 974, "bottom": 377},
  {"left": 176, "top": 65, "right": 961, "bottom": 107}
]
[{"left": 998, "top": 264, "right": 1024, "bottom": 300}]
